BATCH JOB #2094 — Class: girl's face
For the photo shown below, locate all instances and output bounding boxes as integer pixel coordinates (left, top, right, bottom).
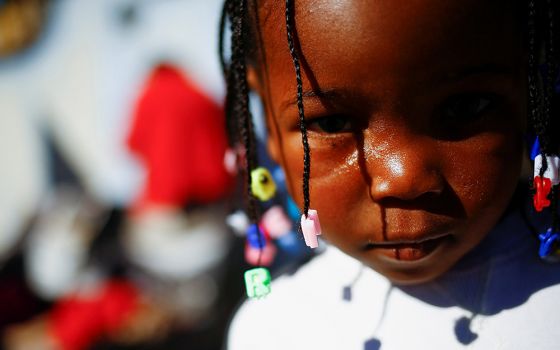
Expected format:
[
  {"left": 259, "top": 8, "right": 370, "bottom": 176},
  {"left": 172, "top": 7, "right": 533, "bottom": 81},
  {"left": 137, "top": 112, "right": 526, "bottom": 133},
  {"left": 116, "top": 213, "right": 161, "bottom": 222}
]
[{"left": 250, "top": 0, "right": 526, "bottom": 284}]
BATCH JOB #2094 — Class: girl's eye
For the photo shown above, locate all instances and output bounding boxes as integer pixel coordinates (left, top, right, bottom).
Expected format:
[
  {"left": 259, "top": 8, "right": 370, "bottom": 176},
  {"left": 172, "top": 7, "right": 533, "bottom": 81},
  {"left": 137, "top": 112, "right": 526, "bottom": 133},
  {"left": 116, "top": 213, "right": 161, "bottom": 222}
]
[
  {"left": 307, "top": 114, "right": 352, "bottom": 134},
  {"left": 441, "top": 94, "right": 496, "bottom": 123}
]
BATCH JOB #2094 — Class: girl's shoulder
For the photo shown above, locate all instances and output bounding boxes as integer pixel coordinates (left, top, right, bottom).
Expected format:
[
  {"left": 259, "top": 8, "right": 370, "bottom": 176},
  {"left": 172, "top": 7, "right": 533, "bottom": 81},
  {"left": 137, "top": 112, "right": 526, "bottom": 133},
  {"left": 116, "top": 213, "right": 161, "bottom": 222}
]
[
  {"left": 227, "top": 204, "right": 560, "bottom": 350},
  {"left": 227, "top": 246, "right": 390, "bottom": 350}
]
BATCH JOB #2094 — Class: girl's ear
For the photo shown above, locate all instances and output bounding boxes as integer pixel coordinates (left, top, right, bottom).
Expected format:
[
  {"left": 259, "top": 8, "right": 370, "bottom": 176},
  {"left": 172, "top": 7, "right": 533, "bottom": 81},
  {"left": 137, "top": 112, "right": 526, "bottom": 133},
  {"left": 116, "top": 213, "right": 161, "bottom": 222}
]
[{"left": 247, "top": 67, "right": 282, "bottom": 164}]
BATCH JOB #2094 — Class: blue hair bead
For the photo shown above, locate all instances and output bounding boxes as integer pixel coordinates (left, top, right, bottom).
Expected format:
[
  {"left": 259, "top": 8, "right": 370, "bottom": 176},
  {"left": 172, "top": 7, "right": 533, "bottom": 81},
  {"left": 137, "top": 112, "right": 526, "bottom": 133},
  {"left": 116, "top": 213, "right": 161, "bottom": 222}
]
[
  {"left": 538, "top": 228, "right": 560, "bottom": 259},
  {"left": 246, "top": 224, "right": 267, "bottom": 249},
  {"left": 530, "top": 136, "right": 540, "bottom": 161}
]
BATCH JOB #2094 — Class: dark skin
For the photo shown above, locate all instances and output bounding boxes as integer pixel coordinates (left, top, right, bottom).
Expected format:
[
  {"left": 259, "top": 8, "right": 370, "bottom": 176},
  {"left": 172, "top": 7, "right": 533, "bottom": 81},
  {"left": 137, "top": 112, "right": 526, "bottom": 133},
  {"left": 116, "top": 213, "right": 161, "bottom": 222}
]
[{"left": 248, "top": 0, "right": 526, "bottom": 284}]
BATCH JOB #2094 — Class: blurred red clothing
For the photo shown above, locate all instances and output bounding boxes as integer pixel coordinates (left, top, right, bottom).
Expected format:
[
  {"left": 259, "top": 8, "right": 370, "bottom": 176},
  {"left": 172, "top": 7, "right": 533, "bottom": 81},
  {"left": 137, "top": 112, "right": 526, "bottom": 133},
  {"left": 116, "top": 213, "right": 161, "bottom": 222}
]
[
  {"left": 49, "top": 280, "right": 139, "bottom": 350},
  {"left": 129, "top": 64, "right": 232, "bottom": 209}
]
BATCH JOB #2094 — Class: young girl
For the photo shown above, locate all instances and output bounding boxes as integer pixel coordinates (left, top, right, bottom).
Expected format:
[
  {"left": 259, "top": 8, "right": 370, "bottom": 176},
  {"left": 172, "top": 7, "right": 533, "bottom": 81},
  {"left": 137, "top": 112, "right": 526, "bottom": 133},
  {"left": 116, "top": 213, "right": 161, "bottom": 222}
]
[{"left": 221, "top": 0, "right": 560, "bottom": 348}]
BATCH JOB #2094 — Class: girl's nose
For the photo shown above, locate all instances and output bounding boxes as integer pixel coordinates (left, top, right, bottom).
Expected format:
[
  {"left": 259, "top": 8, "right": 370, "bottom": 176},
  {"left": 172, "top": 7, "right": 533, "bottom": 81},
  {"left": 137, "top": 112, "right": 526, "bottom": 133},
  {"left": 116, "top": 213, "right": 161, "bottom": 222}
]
[{"left": 366, "top": 132, "right": 444, "bottom": 204}]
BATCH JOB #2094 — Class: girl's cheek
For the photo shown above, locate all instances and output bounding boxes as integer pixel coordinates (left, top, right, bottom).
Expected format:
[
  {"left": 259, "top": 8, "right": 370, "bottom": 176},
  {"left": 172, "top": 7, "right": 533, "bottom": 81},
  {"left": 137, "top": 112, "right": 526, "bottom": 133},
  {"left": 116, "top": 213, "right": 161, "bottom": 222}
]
[
  {"left": 282, "top": 131, "right": 357, "bottom": 178},
  {"left": 309, "top": 136, "right": 357, "bottom": 179},
  {"left": 441, "top": 131, "right": 523, "bottom": 214},
  {"left": 281, "top": 131, "right": 366, "bottom": 214}
]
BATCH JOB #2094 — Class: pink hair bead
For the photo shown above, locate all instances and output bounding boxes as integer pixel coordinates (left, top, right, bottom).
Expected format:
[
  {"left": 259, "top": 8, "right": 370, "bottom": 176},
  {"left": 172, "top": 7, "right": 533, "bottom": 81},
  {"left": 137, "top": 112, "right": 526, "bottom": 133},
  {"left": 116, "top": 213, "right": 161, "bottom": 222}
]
[
  {"left": 307, "top": 209, "right": 322, "bottom": 236},
  {"left": 223, "top": 148, "right": 238, "bottom": 175},
  {"left": 301, "top": 209, "right": 322, "bottom": 249},
  {"left": 261, "top": 205, "right": 292, "bottom": 239},
  {"left": 245, "top": 243, "right": 277, "bottom": 266}
]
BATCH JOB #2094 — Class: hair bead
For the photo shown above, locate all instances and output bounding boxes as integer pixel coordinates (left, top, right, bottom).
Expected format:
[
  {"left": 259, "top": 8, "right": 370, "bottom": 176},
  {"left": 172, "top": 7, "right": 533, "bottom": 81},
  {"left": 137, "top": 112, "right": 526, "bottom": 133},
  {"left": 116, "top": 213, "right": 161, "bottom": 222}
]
[
  {"left": 300, "top": 209, "right": 322, "bottom": 249},
  {"left": 244, "top": 267, "right": 272, "bottom": 299},
  {"left": 538, "top": 228, "right": 560, "bottom": 260},
  {"left": 250, "top": 167, "right": 277, "bottom": 201}
]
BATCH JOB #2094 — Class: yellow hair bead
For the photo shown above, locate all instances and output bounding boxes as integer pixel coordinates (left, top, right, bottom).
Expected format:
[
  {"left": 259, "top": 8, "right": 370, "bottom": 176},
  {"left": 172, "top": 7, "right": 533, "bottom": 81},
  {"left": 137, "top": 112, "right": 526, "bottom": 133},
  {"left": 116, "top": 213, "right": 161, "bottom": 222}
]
[{"left": 250, "top": 167, "right": 277, "bottom": 201}]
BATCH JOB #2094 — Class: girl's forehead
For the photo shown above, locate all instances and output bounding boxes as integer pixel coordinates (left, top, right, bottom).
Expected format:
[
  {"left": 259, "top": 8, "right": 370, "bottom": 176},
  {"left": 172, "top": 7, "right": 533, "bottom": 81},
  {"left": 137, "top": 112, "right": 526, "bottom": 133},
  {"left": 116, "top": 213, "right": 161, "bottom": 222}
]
[
  {"left": 258, "top": 0, "right": 516, "bottom": 25},
  {"left": 252, "top": 0, "right": 522, "bottom": 106},
  {"left": 255, "top": 0, "right": 519, "bottom": 54}
]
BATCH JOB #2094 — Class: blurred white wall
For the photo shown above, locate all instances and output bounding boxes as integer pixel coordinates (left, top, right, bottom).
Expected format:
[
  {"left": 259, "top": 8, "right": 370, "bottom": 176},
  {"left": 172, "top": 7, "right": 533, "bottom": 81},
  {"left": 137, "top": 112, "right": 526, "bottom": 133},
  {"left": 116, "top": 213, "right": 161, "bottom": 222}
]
[{"left": 0, "top": 0, "right": 226, "bottom": 260}]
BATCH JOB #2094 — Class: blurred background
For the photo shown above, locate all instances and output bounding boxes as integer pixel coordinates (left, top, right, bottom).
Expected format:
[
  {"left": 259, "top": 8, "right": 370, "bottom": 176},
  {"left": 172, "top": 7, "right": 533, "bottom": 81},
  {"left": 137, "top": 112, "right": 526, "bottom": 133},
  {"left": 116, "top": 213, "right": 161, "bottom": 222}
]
[{"left": 0, "top": 0, "right": 311, "bottom": 349}]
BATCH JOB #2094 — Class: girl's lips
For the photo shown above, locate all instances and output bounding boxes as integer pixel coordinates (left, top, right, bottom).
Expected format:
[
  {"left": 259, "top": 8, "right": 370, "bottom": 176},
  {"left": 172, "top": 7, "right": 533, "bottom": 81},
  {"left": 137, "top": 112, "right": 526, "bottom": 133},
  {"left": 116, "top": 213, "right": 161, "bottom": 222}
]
[{"left": 364, "top": 234, "right": 452, "bottom": 262}]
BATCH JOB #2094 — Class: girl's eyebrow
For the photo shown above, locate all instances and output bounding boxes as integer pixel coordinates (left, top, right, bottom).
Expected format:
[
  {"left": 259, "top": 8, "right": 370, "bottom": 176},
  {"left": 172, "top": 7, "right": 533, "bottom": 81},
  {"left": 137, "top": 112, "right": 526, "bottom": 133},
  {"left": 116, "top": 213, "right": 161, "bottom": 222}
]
[
  {"left": 438, "top": 63, "right": 515, "bottom": 83},
  {"left": 279, "top": 64, "right": 514, "bottom": 113},
  {"left": 280, "top": 88, "right": 351, "bottom": 113}
]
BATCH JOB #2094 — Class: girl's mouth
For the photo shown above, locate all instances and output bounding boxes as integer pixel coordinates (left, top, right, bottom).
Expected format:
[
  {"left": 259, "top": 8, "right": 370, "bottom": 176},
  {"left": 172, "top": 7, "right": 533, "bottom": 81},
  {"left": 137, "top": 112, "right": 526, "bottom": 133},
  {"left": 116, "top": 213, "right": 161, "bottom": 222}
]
[{"left": 364, "top": 234, "right": 452, "bottom": 262}]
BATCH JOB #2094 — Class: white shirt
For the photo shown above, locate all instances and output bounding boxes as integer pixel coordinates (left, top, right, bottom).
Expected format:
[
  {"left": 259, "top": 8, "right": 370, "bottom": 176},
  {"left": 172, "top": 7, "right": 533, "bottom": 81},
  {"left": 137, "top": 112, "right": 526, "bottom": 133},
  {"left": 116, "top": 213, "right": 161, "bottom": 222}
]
[{"left": 228, "top": 207, "right": 560, "bottom": 349}]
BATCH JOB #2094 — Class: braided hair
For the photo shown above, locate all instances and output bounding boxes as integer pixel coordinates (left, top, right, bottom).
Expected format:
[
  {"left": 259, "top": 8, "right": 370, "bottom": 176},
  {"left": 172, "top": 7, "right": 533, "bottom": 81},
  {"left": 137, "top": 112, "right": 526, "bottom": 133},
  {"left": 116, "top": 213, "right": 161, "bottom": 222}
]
[
  {"left": 221, "top": 0, "right": 260, "bottom": 227},
  {"left": 220, "top": 0, "right": 560, "bottom": 232},
  {"left": 527, "top": 0, "right": 560, "bottom": 230},
  {"left": 220, "top": 0, "right": 312, "bottom": 227}
]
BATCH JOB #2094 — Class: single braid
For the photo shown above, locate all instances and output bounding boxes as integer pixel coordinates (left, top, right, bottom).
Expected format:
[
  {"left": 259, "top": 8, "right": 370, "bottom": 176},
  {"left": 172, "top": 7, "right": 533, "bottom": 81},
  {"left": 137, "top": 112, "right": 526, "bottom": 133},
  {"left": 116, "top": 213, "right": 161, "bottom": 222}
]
[
  {"left": 231, "top": 0, "right": 259, "bottom": 222},
  {"left": 545, "top": 0, "right": 558, "bottom": 150},
  {"left": 528, "top": 0, "right": 550, "bottom": 178},
  {"left": 527, "top": 0, "right": 539, "bottom": 133},
  {"left": 541, "top": 0, "right": 555, "bottom": 155},
  {"left": 228, "top": 1, "right": 247, "bottom": 156},
  {"left": 285, "top": 0, "right": 311, "bottom": 217},
  {"left": 544, "top": 0, "right": 560, "bottom": 232},
  {"left": 222, "top": 0, "right": 264, "bottom": 258}
]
